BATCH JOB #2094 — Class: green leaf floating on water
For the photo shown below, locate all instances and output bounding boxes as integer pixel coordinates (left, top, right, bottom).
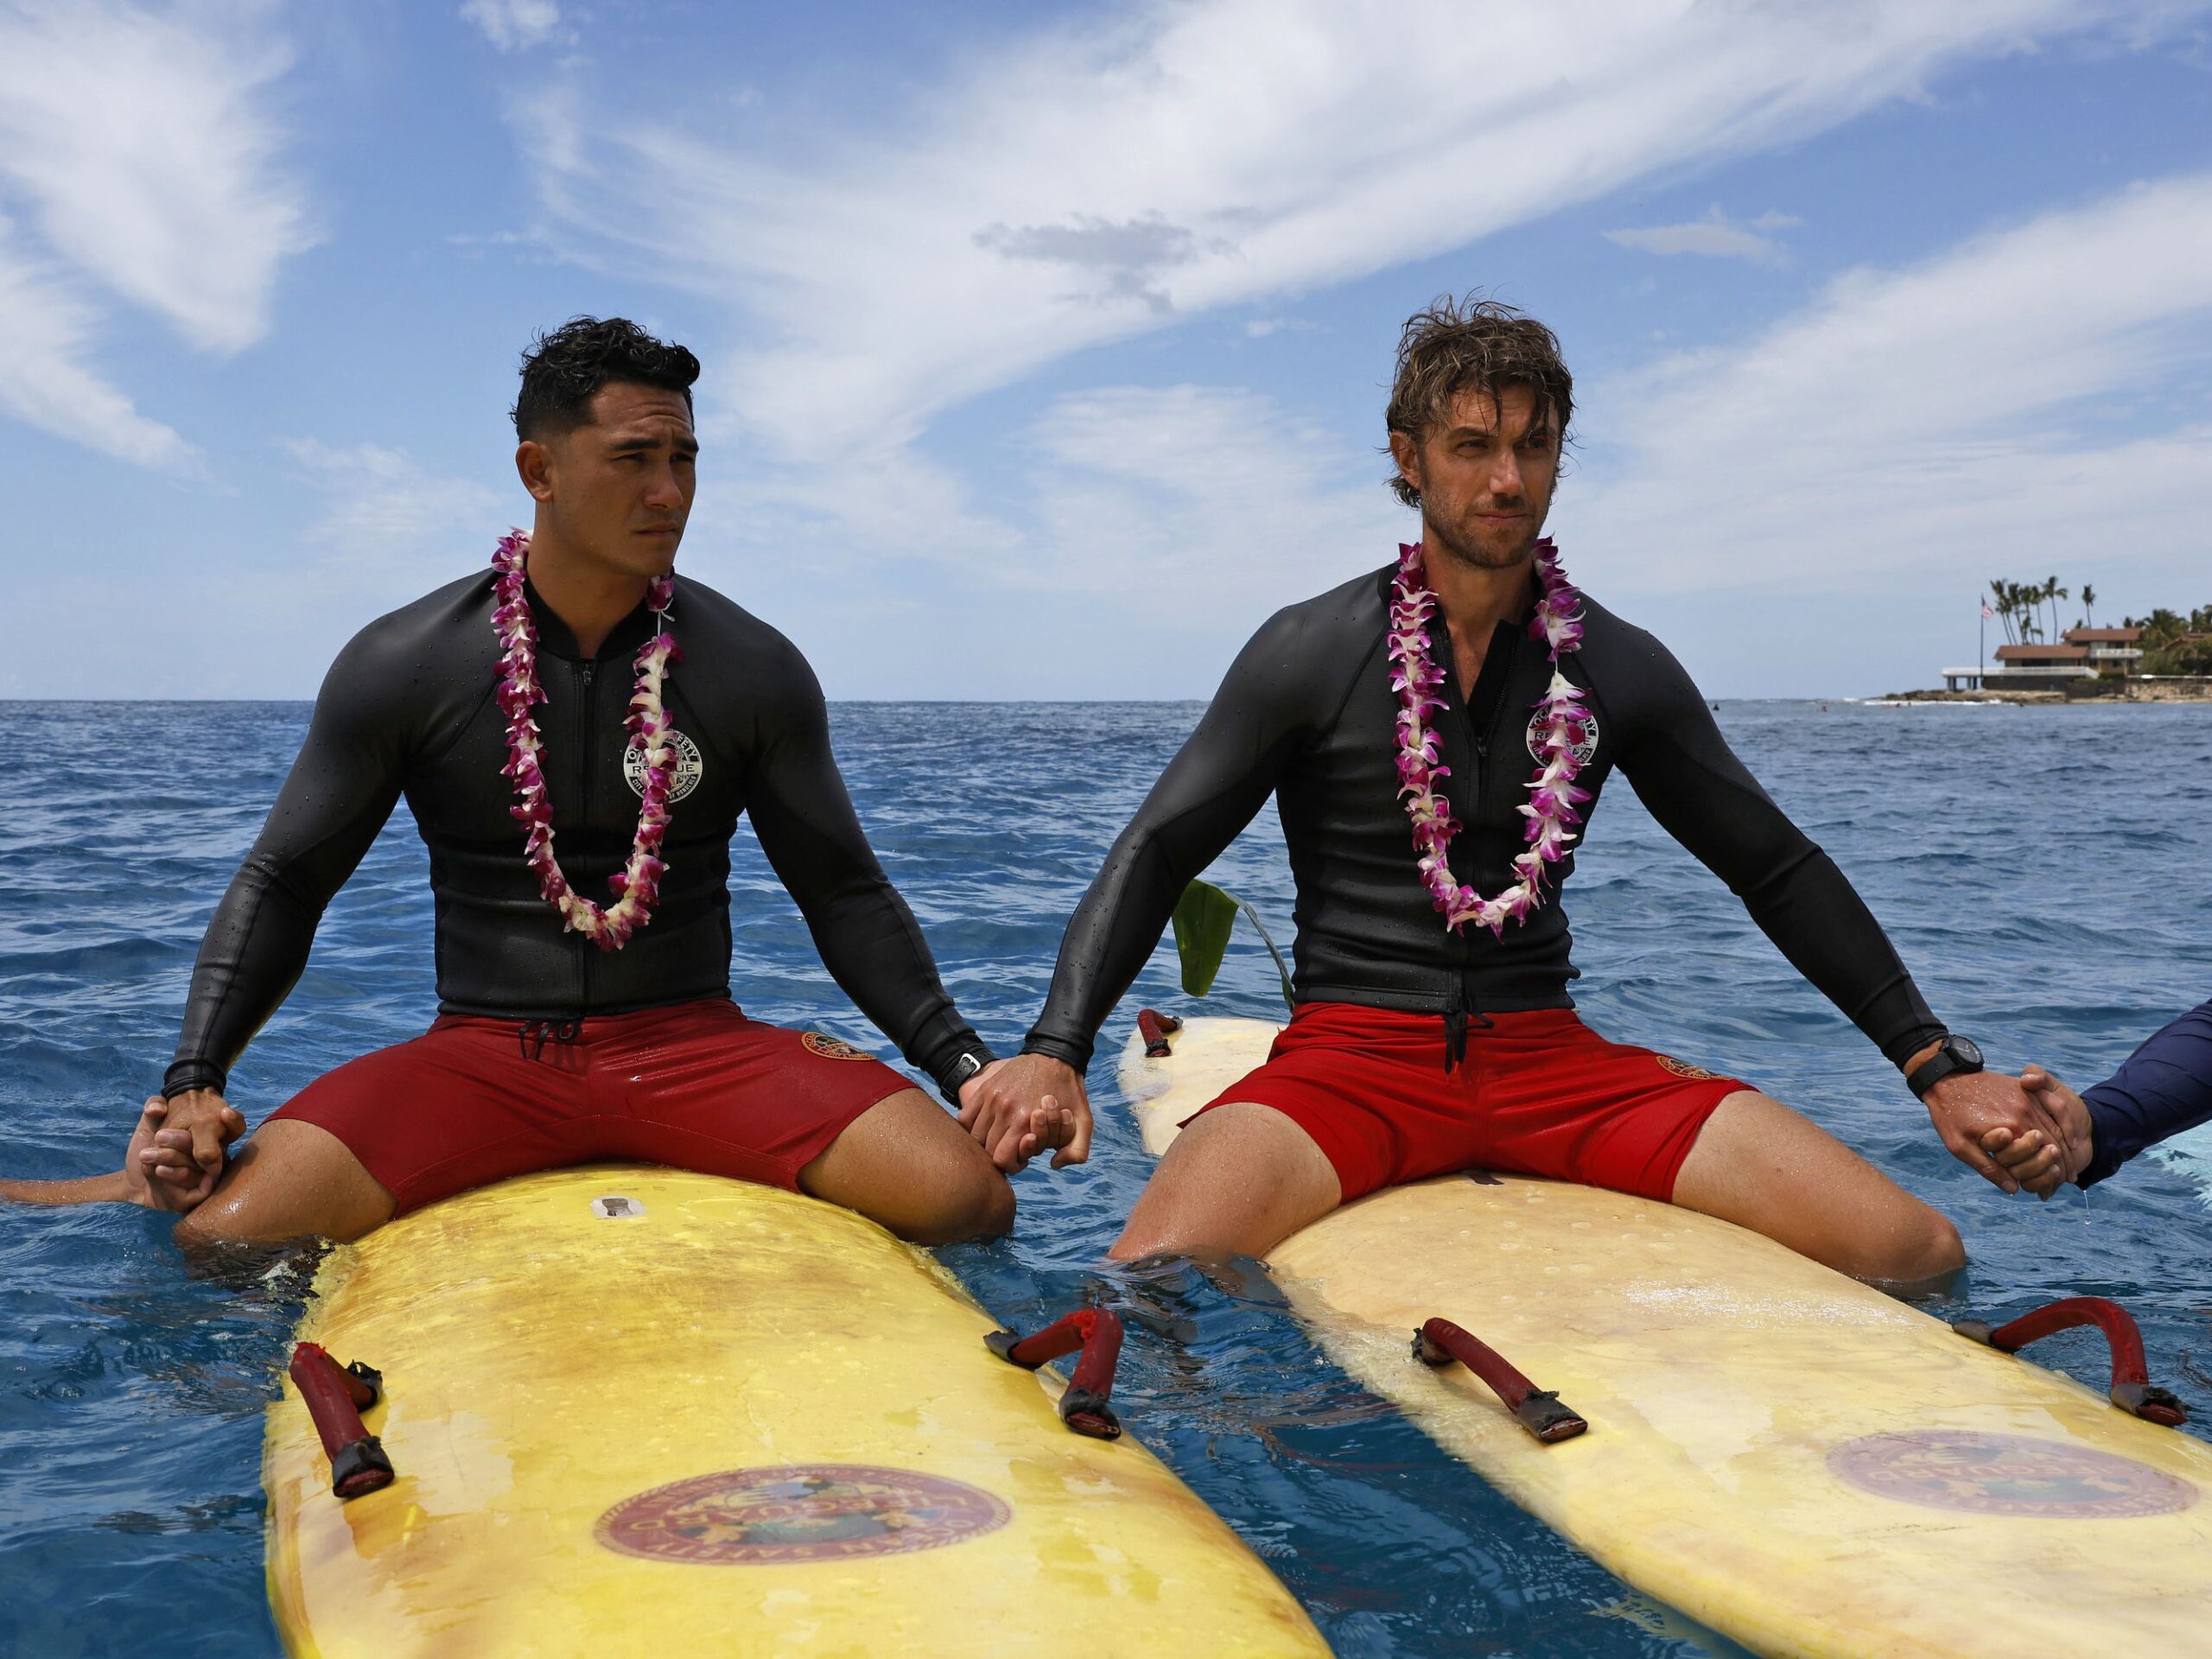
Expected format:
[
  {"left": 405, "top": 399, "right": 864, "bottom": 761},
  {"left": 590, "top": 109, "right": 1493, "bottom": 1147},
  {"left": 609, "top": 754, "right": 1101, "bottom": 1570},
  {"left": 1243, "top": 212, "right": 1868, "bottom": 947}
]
[{"left": 1172, "top": 879, "right": 1296, "bottom": 1014}]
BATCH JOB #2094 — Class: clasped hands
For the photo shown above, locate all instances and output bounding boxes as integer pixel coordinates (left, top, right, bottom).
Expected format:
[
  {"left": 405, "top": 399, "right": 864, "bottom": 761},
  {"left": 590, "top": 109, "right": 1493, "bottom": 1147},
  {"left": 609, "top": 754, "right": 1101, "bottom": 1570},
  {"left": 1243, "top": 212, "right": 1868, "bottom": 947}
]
[
  {"left": 1923, "top": 1062, "right": 2092, "bottom": 1198},
  {"left": 957, "top": 1054, "right": 1092, "bottom": 1173},
  {"left": 124, "top": 1088, "right": 246, "bottom": 1211}
]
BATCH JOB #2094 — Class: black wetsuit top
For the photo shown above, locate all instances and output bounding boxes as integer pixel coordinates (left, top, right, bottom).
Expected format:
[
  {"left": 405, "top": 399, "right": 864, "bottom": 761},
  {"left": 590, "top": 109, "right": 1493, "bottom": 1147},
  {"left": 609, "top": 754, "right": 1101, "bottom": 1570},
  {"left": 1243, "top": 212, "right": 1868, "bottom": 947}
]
[
  {"left": 2078, "top": 997, "right": 2212, "bottom": 1186},
  {"left": 1024, "top": 564, "right": 1947, "bottom": 1074},
  {"left": 165, "top": 571, "right": 992, "bottom": 1101}
]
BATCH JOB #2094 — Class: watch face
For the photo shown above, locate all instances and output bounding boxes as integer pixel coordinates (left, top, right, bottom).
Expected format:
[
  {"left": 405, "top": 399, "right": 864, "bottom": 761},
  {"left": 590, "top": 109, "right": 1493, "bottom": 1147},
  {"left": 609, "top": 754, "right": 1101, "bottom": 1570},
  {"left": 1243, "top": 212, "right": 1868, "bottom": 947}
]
[{"left": 1950, "top": 1035, "right": 1984, "bottom": 1066}]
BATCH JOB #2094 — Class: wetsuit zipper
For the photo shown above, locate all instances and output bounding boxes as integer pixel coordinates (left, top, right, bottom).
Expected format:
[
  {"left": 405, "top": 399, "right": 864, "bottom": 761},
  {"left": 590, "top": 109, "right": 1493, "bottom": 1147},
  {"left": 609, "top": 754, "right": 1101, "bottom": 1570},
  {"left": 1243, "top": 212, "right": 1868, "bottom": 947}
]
[
  {"left": 1447, "top": 626, "right": 1517, "bottom": 1071},
  {"left": 575, "top": 658, "right": 596, "bottom": 1008},
  {"left": 1474, "top": 626, "right": 1516, "bottom": 774}
]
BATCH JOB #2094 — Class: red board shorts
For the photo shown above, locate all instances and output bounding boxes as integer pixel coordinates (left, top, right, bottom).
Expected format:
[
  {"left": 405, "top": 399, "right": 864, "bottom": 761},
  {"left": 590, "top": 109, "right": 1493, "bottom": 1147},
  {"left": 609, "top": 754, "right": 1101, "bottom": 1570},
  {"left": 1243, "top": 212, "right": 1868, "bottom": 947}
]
[
  {"left": 1194, "top": 1002, "right": 1751, "bottom": 1205},
  {"left": 266, "top": 998, "right": 912, "bottom": 1216}
]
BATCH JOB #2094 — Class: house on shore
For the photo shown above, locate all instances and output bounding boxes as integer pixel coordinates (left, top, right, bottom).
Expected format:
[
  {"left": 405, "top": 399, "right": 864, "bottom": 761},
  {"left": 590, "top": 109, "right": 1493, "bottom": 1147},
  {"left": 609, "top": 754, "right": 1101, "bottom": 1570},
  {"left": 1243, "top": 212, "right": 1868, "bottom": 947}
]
[
  {"left": 2064, "top": 626, "right": 2146, "bottom": 672},
  {"left": 1942, "top": 626, "right": 2144, "bottom": 691}
]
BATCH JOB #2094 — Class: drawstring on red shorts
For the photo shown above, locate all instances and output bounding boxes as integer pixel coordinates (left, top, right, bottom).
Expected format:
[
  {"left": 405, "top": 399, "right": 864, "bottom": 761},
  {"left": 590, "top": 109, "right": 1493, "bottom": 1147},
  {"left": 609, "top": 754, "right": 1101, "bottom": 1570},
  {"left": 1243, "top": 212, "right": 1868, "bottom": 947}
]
[{"left": 518, "top": 1017, "right": 582, "bottom": 1062}]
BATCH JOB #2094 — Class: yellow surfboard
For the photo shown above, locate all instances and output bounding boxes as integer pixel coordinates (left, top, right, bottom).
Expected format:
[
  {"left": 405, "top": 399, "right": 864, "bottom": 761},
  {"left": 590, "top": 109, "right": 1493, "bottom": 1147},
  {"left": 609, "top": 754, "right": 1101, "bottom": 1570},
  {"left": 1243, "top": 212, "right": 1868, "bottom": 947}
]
[
  {"left": 264, "top": 1165, "right": 1329, "bottom": 1657},
  {"left": 1121, "top": 1014, "right": 2212, "bottom": 1659}
]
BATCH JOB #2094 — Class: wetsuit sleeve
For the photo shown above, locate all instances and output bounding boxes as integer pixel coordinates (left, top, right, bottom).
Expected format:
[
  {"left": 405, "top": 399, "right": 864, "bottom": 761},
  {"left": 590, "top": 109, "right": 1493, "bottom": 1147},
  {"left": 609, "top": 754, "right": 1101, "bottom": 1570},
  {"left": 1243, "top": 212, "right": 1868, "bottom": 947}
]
[
  {"left": 1023, "top": 608, "right": 1331, "bottom": 1072},
  {"left": 164, "top": 632, "right": 412, "bottom": 1098},
  {"left": 2077, "top": 999, "right": 2212, "bottom": 1186},
  {"left": 742, "top": 651, "right": 990, "bottom": 1096},
  {"left": 1596, "top": 633, "right": 1946, "bottom": 1071}
]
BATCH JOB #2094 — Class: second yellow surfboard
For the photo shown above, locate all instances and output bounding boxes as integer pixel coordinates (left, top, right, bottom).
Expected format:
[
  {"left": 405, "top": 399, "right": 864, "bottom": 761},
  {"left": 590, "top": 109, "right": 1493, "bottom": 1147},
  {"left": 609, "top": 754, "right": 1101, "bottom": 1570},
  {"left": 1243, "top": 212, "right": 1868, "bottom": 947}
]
[{"left": 1122, "top": 1014, "right": 2212, "bottom": 1659}]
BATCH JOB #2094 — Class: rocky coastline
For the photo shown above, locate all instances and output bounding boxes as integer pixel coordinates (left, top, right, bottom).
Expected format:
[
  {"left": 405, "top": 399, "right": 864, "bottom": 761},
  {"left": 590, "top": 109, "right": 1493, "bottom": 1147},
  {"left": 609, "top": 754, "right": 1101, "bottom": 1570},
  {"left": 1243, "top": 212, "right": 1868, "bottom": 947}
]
[{"left": 1878, "top": 678, "right": 2212, "bottom": 705}]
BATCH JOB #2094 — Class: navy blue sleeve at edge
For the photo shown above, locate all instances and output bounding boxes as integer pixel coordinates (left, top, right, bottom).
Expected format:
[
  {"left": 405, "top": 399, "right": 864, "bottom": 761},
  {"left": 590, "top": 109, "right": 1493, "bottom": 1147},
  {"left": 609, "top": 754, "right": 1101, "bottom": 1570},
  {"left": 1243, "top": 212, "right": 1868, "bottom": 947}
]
[{"left": 2077, "top": 998, "right": 2212, "bottom": 1187}]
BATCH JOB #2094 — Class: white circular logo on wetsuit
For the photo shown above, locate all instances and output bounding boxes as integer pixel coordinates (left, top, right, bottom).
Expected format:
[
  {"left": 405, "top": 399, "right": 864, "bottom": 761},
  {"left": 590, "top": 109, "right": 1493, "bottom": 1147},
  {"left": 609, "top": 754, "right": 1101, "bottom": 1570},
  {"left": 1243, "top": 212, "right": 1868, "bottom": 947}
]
[
  {"left": 624, "top": 730, "right": 704, "bottom": 804},
  {"left": 1527, "top": 707, "right": 1599, "bottom": 766}
]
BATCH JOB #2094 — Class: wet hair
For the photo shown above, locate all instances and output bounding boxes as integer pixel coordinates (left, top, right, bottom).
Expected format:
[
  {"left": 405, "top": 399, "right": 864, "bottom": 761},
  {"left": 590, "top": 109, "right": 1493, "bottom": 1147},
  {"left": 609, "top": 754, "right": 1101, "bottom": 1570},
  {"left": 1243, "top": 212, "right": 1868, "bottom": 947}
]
[
  {"left": 1385, "top": 295, "right": 1573, "bottom": 507},
  {"left": 512, "top": 315, "right": 700, "bottom": 442}
]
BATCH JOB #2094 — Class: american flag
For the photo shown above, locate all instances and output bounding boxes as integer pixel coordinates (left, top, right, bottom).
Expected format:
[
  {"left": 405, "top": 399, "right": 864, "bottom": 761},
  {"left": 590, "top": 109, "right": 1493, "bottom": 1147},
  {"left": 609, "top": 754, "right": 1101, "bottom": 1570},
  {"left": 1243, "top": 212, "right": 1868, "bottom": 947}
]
[{"left": 1981, "top": 600, "right": 1995, "bottom": 620}]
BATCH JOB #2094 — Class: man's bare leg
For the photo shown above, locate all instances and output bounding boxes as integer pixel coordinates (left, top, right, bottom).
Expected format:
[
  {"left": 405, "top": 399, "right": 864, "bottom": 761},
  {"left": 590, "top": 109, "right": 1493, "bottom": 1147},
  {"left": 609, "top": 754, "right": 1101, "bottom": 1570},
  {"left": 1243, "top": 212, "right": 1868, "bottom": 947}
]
[
  {"left": 1104, "top": 1090, "right": 1960, "bottom": 1285},
  {"left": 799, "top": 1089, "right": 1014, "bottom": 1245},
  {"left": 1670, "top": 1090, "right": 1965, "bottom": 1288},
  {"left": 189, "top": 1091, "right": 1014, "bottom": 1249},
  {"left": 173, "top": 1120, "right": 397, "bottom": 1248},
  {"left": 1108, "top": 1103, "right": 1341, "bottom": 1262}
]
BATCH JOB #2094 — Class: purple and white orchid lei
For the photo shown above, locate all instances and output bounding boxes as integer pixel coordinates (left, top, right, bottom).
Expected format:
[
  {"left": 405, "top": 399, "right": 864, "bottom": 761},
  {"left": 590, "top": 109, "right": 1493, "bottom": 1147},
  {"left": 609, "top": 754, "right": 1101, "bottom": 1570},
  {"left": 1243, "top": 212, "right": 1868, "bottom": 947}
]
[
  {"left": 492, "top": 529, "right": 681, "bottom": 951},
  {"left": 1389, "top": 537, "right": 1593, "bottom": 937}
]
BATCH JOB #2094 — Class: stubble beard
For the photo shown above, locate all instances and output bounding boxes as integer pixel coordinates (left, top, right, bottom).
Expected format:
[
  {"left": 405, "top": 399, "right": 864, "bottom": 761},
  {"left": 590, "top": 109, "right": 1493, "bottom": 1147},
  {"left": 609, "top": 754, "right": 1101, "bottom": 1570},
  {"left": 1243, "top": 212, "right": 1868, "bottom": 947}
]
[{"left": 1421, "top": 505, "right": 1540, "bottom": 575}]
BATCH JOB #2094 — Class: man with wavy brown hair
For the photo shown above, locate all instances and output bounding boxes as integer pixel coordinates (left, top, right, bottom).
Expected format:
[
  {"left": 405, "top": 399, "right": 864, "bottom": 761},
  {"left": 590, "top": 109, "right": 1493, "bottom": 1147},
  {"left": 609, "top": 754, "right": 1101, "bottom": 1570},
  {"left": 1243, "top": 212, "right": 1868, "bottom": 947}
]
[{"left": 967, "top": 295, "right": 2070, "bottom": 1279}]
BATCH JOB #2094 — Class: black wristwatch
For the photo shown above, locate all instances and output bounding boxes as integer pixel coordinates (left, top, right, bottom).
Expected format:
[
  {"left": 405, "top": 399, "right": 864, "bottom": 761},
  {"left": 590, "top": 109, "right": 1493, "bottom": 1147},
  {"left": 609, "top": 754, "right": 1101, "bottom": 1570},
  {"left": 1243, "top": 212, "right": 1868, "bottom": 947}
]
[
  {"left": 1906, "top": 1033, "right": 1985, "bottom": 1098},
  {"left": 937, "top": 1048, "right": 991, "bottom": 1109}
]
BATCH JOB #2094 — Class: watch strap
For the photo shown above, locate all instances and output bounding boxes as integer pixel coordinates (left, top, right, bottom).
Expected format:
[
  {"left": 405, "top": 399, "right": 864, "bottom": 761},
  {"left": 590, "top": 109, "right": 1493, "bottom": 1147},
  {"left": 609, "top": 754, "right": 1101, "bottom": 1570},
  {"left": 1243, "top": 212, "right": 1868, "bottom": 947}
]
[
  {"left": 1908, "top": 1036, "right": 1981, "bottom": 1098},
  {"left": 936, "top": 1047, "right": 992, "bottom": 1109}
]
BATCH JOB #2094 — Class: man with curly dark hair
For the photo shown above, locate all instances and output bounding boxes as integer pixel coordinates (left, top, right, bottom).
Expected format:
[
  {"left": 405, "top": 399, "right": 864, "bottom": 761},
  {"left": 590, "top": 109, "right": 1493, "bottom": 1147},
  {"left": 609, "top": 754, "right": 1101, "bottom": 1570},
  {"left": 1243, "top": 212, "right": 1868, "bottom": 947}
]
[
  {"left": 4, "top": 317, "right": 1059, "bottom": 1245},
  {"left": 966, "top": 295, "right": 2073, "bottom": 1281}
]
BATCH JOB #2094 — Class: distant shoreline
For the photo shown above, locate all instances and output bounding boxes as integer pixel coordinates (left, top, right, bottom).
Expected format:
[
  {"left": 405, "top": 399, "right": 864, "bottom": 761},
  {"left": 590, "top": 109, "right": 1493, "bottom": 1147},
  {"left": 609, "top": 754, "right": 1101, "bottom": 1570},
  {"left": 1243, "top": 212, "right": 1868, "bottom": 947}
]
[{"left": 1877, "top": 681, "right": 2212, "bottom": 705}]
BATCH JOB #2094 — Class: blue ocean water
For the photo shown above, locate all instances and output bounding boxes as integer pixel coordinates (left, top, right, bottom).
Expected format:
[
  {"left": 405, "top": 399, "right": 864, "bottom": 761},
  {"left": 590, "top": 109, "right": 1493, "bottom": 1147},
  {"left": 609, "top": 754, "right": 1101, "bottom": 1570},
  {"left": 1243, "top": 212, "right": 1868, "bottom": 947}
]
[{"left": 2, "top": 696, "right": 2209, "bottom": 1658}]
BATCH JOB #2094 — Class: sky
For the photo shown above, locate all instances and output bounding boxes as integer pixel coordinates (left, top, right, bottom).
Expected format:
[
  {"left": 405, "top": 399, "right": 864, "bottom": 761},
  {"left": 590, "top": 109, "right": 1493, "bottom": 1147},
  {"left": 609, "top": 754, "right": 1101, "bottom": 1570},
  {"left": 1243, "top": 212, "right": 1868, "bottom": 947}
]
[{"left": 1, "top": 0, "right": 2208, "bottom": 702}]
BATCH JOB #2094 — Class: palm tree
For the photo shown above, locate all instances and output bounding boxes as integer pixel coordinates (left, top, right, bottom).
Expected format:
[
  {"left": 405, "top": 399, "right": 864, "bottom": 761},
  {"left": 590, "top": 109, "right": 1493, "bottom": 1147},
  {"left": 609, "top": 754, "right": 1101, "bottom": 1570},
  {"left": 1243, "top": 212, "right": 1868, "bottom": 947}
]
[
  {"left": 2044, "top": 577, "right": 2069, "bottom": 646},
  {"left": 2081, "top": 583, "right": 2096, "bottom": 629}
]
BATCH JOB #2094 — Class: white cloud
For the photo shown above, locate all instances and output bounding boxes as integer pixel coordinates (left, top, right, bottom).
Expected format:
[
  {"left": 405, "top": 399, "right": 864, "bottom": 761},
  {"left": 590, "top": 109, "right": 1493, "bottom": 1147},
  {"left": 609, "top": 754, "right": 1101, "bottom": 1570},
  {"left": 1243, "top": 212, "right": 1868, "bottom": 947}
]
[
  {"left": 0, "top": 2, "right": 309, "bottom": 469},
  {"left": 1528, "top": 164, "right": 2212, "bottom": 669},
  {"left": 1021, "top": 384, "right": 1399, "bottom": 599},
  {"left": 0, "top": 1, "right": 313, "bottom": 354},
  {"left": 283, "top": 439, "right": 505, "bottom": 586},
  {"left": 0, "top": 217, "right": 191, "bottom": 468},
  {"left": 521, "top": 0, "right": 2183, "bottom": 469},
  {"left": 461, "top": 0, "right": 562, "bottom": 53},
  {"left": 1604, "top": 207, "right": 1802, "bottom": 265},
  {"left": 1567, "top": 171, "right": 2212, "bottom": 603}
]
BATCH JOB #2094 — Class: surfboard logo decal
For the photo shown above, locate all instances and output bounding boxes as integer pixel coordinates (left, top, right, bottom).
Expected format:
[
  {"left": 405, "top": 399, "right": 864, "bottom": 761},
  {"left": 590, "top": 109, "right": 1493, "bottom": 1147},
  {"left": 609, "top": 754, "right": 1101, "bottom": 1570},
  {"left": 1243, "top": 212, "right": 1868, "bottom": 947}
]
[
  {"left": 801, "top": 1031, "right": 869, "bottom": 1062},
  {"left": 624, "top": 730, "right": 703, "bottom": 804},
  {"left": 596, "top": 1465, "right": 1012, "bottom": 1563},
  {"left": 1827, "top": 1430, "right": 2197, "bottom": 1518}
]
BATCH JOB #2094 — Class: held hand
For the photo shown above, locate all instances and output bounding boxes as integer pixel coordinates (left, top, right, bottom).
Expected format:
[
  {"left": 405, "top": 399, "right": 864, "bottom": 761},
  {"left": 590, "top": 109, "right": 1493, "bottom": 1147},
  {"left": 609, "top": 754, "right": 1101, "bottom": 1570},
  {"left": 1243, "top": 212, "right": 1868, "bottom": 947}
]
[
  {"left": 127, "top": 1093, "right": 241, "bottom": 1211},
  {"left": 1922, "top": 1068, "right": 2070, "bottom": 1198},
  {"left": 139, "top": 1087, "right": 245, "bottom": 1205},
  {"left": 2000, "top": 1065, "right": 2094, "bottom": 1185},
  {"left": 958, "top": 1053, "right": 1093, "bottom": 1173}
]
